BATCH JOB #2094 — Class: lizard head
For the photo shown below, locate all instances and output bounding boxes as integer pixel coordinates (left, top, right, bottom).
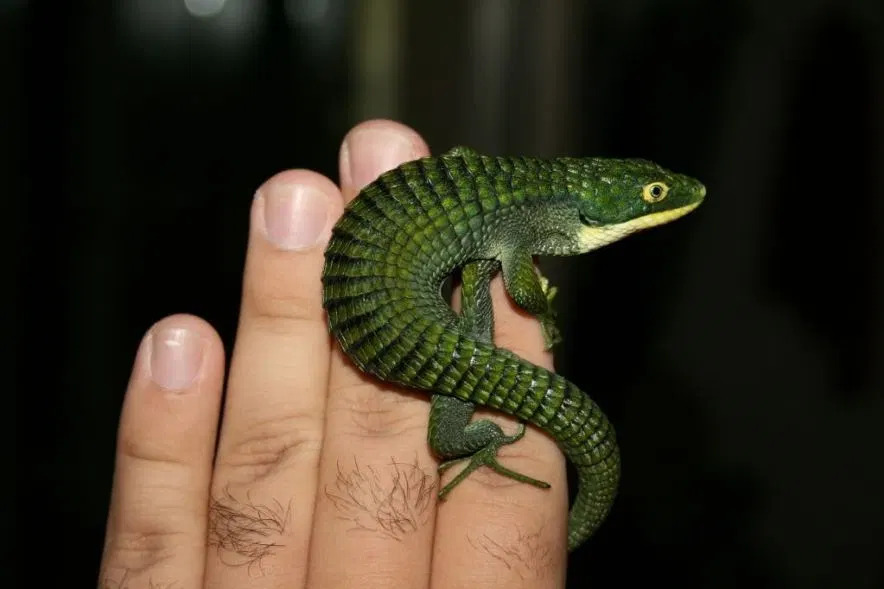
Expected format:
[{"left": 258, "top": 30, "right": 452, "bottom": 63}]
[{"left": 569, "top": 158, "right": 706, "bottom": 253}]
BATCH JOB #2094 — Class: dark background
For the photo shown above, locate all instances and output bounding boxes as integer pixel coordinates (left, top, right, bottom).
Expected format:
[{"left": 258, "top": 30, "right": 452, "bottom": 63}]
[{"left": 9, "top": 0, "right": 884, "bottom": 587}]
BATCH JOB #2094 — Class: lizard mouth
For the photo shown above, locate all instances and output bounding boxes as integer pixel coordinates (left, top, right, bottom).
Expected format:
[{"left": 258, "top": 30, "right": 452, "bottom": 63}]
[{"left": 576, "top": 202, "right": 702, "bottom": 252}]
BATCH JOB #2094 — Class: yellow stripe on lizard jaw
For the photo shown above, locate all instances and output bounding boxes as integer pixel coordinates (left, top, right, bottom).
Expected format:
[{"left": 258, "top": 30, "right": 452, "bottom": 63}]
[{"left": 577, "top": 201, "right": 702, "bottom": 253}]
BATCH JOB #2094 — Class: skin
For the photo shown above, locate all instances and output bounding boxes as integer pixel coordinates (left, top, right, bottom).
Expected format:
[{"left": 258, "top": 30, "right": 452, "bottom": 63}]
[{"left": 99, "top": 119, "right": 570, "bottom": 589}]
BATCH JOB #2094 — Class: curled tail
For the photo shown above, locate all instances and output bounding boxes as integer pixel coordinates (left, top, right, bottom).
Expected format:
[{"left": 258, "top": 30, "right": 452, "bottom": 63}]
[
  {"left": 320, "top": 259, "right": 620, "bottom": 549},
  {"left": 420, "top": 327, "right": 620, "bottom": 551}
]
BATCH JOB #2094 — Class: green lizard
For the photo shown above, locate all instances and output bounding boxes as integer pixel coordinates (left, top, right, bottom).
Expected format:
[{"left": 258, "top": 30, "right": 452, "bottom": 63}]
[{"left": 321, "top": 146, "right": 705, "bottom": 551}]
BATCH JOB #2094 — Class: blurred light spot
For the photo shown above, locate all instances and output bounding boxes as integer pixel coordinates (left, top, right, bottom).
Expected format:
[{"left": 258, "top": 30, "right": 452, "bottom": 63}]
[
  {"left": 120, "top": 0, "right": 264, "bottom": 63},
  {"left": 184, "top": 0, "right": 226, "bottom": 18},
  {"left": 284, "top": 0, "right": 329, "bottom": 25}
]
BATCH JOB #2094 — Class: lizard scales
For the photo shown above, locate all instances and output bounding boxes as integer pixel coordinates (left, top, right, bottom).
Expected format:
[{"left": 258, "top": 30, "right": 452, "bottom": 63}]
[{"left": 321, "top": 146, "right": 705, "bottom": 551}]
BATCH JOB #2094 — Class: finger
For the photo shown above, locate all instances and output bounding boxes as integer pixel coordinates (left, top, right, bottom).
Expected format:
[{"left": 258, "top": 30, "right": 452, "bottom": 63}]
[
  {"left": 99, "top": 315, "right": 224, "bottom": 589},
  {"left": 204, "top": 171, "right": 343, "bottom": 588},
  {"left": 431, "top": 276, "right": 569, "bottom": 588},
  {"left": 307, "top": 120, "right": 436, "bottom": 589},
  {"left": 338, "top": 118, "right": 430, "bottom": 201}
]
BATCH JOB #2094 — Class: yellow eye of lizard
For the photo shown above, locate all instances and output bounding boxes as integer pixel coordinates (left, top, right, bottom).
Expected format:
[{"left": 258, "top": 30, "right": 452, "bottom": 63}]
[{"left": 642, "top": 182, "right": 669, "bottom": 203}]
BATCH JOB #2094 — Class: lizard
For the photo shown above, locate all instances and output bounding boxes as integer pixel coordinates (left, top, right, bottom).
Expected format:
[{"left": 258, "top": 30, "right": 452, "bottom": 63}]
[{"left": 321, "top": 146, "right": 705, "bottom": 551}]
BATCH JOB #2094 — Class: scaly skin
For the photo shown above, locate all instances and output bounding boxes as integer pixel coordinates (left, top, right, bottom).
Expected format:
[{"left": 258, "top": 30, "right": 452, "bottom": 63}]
[{"left": 321, "top": 146, "right": 705, "bottom": 551}]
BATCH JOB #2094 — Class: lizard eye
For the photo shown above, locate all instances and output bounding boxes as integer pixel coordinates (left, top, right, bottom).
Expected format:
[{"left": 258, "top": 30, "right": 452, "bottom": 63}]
[
  {"left": 579, "top": 211, "right": 599, "bottom": 226},
  {"left": 642, "top": 182, "right": 669, "bottom": 203}
]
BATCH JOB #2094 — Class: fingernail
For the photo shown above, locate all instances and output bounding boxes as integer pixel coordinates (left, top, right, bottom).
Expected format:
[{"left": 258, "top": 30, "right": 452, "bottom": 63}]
[
  {"left": 148, "top": 327, "right": 203, "bottom": 391},
  {"left": 259, "top": 183, "right": 329, "bottom": 250},
  {"left": 342, "top": 127, "right": 418, "bottom": 190}
]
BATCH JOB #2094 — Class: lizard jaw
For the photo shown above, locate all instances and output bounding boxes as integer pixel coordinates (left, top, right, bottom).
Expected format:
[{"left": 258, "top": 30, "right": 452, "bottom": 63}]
[{"left": 576, "top": 201, "right": 702, "bottom": 253}]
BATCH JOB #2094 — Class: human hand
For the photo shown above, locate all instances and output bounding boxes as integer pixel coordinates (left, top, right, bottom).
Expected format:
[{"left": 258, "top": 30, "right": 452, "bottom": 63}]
[{"left": 99, "top": 120, "right": 569, "bottom": 589}]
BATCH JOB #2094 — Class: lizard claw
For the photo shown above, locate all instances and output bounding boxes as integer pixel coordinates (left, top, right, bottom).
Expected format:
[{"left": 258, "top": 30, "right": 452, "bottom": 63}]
[
  {"left": 540, "top": 315, "right": 563, "bottom": 350},
  {"left": 437, "top": 423, "right": 550, "bottom": 500},
  {"left": 536, "top": 273, "right": 562, "bottom": 349}
]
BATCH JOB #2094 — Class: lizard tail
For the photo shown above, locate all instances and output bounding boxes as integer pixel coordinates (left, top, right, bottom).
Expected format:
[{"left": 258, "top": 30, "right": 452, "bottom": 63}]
[
  {"left": 429, "top": 333, "right": 621, "bottom": 552},
  {"left": 320, "top": 276, "right": 620, "bottom": 550}
]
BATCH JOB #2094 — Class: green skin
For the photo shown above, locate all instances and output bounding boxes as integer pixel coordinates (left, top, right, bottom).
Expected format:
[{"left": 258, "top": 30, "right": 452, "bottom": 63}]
[{"left": 321, "top": 146, "right": 705, "bottom": 551}]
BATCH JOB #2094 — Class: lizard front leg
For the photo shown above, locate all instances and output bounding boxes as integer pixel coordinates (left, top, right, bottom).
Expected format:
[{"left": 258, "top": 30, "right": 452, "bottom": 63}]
[
  {"left": 427, "top": 259, "right": 550, "bottom": 499},
  {"left": 501, "top": 251, "right": 562, "bottom": 350}
]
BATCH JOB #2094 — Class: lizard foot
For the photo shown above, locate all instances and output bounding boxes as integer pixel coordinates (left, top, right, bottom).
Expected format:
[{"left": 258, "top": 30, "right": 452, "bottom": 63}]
[
  {"left": 539, "top": 313, "right": 563, "bottom": 350},
  {"left": 537, "top": 274, "right": 563, "bottom": 350},
  {"left": 437, "top": 423, "right": 551, "bottom": 500}
]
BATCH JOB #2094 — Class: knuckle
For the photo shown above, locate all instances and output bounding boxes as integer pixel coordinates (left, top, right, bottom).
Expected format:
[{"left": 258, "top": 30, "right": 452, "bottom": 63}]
[
  {"left": 219, "top": 411, "right": 323, "bottom": 483},
  {"left": 244, "top": 262, "right": 323, "bottom": 324},
  {"left": 102, "top": 528, "right": 185, "bottom": 575},
  {"left": 329, "top": 382, "right": 428, "bottom": 438},
  {"left": 119, "top": 433, "right": 192, "bottom": 468},
  {"left": 247, "top": 290, "right": 321, "bottom": 326},
  {"left": 245, "top": 312, "right": 325, "bottom": 344}
]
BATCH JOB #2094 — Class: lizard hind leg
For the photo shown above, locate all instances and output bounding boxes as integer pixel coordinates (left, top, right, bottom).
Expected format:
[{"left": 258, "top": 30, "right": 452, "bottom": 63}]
[
  {"left": 427, "top": 258, "right": 551, "bottom": 499},
  {"left": 436, "top": 420, "right": 550, "bottom": 499}
]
